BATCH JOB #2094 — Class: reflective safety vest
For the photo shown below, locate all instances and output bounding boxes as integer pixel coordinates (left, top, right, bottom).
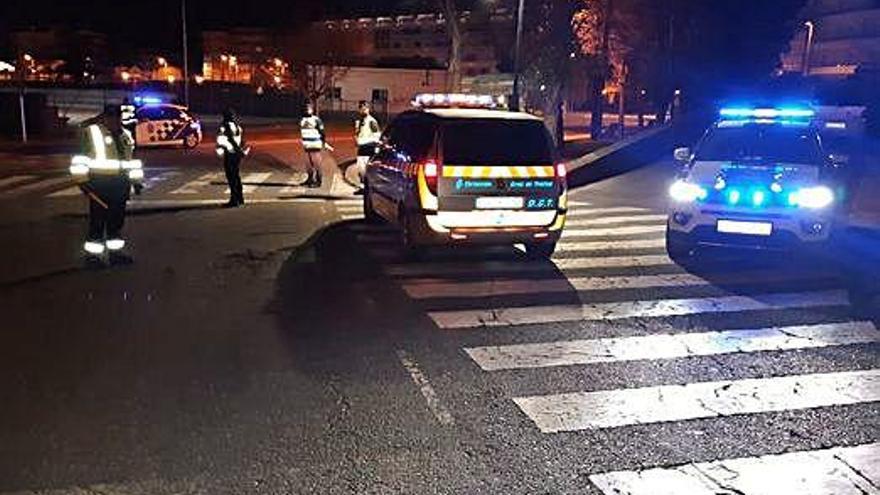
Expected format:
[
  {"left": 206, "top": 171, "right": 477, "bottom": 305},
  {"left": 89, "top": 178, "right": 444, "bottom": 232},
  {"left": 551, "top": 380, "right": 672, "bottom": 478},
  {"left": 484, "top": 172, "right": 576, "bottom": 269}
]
[
  {"left": 120, "top": 104, "right": 136, "bottom": 126},
  {"left": 70, "top": 124, "right": 142, "bottom": 182},
  {"left": 216, "top": 121, "right": 244, "bottom": 156},
  {"left": 300, "top": 115, "right": 325, "bottom": 151},
  {"left": 355, "top": 114, "right": 381, "bottom": 146}
]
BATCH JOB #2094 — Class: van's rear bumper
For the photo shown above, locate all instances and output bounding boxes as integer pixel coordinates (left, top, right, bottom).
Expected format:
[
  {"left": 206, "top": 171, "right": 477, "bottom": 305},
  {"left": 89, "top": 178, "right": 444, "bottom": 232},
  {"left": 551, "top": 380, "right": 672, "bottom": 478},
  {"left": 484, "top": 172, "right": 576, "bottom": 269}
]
[{"left": 409, "top": 209, "right": 565, "bottom": 246}]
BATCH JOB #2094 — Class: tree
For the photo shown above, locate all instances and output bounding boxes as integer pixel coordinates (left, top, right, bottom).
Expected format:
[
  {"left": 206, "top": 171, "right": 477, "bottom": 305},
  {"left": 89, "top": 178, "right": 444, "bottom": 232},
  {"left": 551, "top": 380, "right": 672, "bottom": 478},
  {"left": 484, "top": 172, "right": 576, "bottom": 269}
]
[
  {"left": 301, "top": 64, "right": 350, "bottom": 111},
  {"left": 440, "top": 0, "right": 463, "bottom": 92}
]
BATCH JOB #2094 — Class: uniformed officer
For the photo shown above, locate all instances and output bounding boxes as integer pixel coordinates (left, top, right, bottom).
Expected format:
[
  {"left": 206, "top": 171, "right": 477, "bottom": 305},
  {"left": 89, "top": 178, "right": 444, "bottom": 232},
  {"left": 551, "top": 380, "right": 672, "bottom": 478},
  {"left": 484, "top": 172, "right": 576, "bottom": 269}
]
[
  {"left": 300, "top": 103, "right": 326, "bottom": 189},
  {"left": 120, "top": 97, "right": 137, "bottom": 140},
  {"left": 216, "top": 108, "right": 247, "bottom": 207},
  {"left": 70, "top": 105, "right": 143, "bottom": 267},
  {"left": 354, "top": 100, "right": 381, "bottom": 190}
]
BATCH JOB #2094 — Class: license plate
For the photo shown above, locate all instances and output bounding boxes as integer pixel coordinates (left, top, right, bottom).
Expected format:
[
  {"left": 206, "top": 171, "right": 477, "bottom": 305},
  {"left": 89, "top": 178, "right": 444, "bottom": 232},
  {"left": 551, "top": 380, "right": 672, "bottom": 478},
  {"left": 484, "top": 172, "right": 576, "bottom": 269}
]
[
  {"left": 717, "top": 220, "right": 773, "bottom": 236},
  {"left": 475, "top": 196, "right": 524, "bottom": 209}
]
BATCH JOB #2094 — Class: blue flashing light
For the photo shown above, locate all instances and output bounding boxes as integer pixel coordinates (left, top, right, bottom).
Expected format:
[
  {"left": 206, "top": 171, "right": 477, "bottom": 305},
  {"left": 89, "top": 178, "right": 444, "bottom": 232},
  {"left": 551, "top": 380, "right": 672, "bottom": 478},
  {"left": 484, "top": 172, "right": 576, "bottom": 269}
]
[
  {"left": 771, "top": 182, "right": 783, "bottom": 194},
  {"left": 752, "top": 190, "right": 766, "bottom": 207},
  {"left": 134, "top": 95, "right": 163, "bottom": 105},
  {"left": 719, "top": 107, "right": 815, "bottom": 119},
  {"left": 728, "top": 189, "right": 741, "bottom": 205}
]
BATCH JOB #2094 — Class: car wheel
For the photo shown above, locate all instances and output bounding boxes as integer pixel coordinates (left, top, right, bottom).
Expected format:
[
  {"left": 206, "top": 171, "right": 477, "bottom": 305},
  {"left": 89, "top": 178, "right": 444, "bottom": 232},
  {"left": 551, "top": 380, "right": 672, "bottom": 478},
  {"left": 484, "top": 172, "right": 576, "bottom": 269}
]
[
  {"left": 363, "top": 180, "right": 383, "bottom": 224},
  {"left": 183, "top": 133, "right": 199, "bottom": 149},
  {"left": 666, "top": 227, "right": 696, "bottom": 265},
  {"left": 525, "top": 242, "right": 557, "bottom": 260},
  {"left": 399, "top": 206, "right": 425, "bottom": 260}
]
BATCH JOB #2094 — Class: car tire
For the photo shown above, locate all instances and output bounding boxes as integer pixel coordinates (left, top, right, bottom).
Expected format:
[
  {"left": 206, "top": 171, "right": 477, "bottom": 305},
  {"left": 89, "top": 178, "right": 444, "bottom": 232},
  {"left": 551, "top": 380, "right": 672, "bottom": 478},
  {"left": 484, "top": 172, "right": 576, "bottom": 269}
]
[
  {"left": 525, "top": 242, "right": 557, "bottom": 260},
  {"left": 399, "top": 206, "right": 425, "bottom": 260},
  {"left": 363, "top": 180, "right": 383, "bottom": 224},
  {"left": 183, "top": 133, "right": 199, "bottom": 149},
  {"left": 666, "top": 227, "right": 696, "bottom": 265}
]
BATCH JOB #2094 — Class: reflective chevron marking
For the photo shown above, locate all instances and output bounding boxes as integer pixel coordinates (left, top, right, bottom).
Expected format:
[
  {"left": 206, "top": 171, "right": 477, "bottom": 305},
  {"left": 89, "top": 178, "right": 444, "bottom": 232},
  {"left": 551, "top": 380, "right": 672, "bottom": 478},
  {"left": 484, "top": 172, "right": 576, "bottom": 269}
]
[
  {"left": 589, "top": 442, "right": 880, "bottom": 495},
  {"left": 428, "top": 290, "right": 849, "bottom": 329},
  {"left": 401, "top": 269, "right": 834, "bottom": 299},
  {"left": 514, "top": 368, "right": 880, "bottom": 433},
  {"left": 465, "top": 321, "right": 878, "bottom": 371},
  {"left": 385, "top": 254, "right": 672, "bottom": 277}
]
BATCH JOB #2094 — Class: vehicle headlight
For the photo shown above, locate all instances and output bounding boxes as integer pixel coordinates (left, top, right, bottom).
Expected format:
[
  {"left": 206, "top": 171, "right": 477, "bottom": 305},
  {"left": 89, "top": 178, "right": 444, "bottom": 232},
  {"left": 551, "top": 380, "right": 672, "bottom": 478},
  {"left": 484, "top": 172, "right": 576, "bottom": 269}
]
[
  {"left": 790, "top": 186, "right": 834, "bottom": 209},
  {"left": 669, "top": 180, "right": 708, "bottom": 203}
]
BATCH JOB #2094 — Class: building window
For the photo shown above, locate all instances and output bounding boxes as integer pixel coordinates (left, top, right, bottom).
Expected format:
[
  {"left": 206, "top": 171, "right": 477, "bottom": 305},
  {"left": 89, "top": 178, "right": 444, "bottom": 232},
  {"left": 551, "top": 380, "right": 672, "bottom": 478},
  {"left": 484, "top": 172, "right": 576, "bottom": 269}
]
[
  {"left": 330, "top": 87, "right": 342, "bottom": 100},
  {"left": 374, "top": 30, "right": 391, "bottom": 49},
  {"left": 372, "top": 89, "right": 389, "bottom": 102}
]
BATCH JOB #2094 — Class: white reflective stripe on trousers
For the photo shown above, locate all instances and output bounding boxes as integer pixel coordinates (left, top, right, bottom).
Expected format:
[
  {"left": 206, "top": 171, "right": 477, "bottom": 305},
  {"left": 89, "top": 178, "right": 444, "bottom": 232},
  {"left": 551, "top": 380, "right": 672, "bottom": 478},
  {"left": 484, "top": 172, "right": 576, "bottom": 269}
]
[
  {"left": 105, "top": 239, "right": 125, "bottom": 251},
  {"left": 84, "top": 242, "right": 105, "bottom": 254}
]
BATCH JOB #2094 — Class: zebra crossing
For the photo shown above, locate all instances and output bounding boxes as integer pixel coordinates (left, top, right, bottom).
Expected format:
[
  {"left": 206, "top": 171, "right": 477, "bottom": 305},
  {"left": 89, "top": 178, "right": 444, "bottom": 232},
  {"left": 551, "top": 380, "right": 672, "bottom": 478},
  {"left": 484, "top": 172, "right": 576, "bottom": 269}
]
[
  {"left": 353, "top": 202, "right": 880, "bottom": 494},
  {"left": 0, "top": 169, "right": 359, "bottom": 204}
]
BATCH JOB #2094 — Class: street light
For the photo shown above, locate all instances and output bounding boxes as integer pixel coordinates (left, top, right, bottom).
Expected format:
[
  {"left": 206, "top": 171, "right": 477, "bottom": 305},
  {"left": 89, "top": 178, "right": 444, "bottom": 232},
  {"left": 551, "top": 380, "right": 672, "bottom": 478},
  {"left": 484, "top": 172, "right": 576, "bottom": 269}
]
[
  {"left": 157, "top": 56, "right": 168, "bottom": 67},
  {"left": 802, "top": 21, "right": 815, "bottom": 77}
]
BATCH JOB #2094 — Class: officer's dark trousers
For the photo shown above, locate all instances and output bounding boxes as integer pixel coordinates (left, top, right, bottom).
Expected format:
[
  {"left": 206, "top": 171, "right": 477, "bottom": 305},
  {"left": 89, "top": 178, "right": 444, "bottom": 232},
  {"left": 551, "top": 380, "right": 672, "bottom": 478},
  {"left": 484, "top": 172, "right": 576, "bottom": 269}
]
[
  {"left": 87, "top": 176, "right": 130, "bottom": 243},
  {"left": 224, "top": 153, "right": 244, "bottom": 204}
]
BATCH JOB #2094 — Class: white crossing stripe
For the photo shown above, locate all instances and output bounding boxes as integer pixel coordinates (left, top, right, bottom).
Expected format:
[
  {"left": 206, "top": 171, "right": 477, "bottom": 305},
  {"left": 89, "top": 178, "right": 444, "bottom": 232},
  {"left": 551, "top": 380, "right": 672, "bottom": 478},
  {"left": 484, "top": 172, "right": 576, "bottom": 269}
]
[
  {"left": 589, "top": 442, "right": 880, "bottom": 495},
  {"left": 563, "top": 225, "right": 668, "bottom": 238},
  {"left": 566, "top": 206, "right": 650, "bottom": 217},
  {"left": 554, "top": 238, "right": 666, "bottom": 253},
  {"left": 0, "top": 175, "right": 35, "bottom": 189},
  {"left": 2, "top": 176, "right": 70, "bottom": 196},
  {"left": 341, "top": 214, "right": 363, "bottom": 221},
  {"left": 401, "top": 269, "right": 834, "bottom": 300},
  {"left": 228, "top": 172, "right": 273, "bottom": 194},
  {"left": 514, "top": 368, "right": 880, "bottom": 433},
  {"left": 428, "top": 290, "right": 849, "bottom": 329},
  {"left": 565, "top": 214, "right": 667, "bottom": 227},
  {"left": 170, "top": 173, "right": 220, "bottom": 194},
  {"left": 567, "top": 200, "right": 592, "bottom": 206},
  {"left": 465, "top": 321, "right": 878, "bottom": 371},
  {"left": 385, "top": 254, "right": 672, "bottom": 277}
]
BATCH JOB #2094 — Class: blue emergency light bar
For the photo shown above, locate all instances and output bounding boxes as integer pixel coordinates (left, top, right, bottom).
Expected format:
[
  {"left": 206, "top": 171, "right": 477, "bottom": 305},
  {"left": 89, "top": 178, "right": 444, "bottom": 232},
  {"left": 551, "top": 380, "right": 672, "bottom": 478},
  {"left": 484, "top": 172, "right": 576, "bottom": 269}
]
[
  {"left": 412, "top": 93, "right": 505, "bottom": 109},
  {"left": 719, "top": 107, "right": 815, "bottom": 119},
  {"left": 134, "top": 95, "right": 163, "bottom": 105}
]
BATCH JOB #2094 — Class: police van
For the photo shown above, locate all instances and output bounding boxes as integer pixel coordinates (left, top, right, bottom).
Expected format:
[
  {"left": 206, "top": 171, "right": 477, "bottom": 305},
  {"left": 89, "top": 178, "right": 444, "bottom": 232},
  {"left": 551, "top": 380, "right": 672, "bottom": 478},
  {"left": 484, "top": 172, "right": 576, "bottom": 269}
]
[
  {"left": 133, "top": 103, "right": 203, "bottom": 149},
  {"left": 363, "top": 93, "right": 568, "bottom": 258},
  {"left": 666, "top": 106, "right": 846, "bottom": 261}
]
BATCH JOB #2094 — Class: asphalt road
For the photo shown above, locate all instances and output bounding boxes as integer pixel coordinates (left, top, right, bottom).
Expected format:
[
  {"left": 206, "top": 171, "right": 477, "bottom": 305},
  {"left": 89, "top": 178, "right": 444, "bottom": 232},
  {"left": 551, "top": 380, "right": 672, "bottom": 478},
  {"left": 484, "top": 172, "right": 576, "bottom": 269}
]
[{"left": 0, "top": 149, "right": 878, "bottom": 494}]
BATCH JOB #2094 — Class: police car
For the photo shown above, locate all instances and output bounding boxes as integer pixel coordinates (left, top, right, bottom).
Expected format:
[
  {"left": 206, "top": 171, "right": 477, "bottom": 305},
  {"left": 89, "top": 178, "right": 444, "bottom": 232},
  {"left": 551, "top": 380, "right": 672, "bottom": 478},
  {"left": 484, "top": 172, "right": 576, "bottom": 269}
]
[
  {"left": 363, "top": 93, "right": 568, "bottom": 258},
  {"left": 666, "top": 106, "right": 845, "bottom": 261},
  {"left": 133, "top": 103, "right": 203, "bottom": 149}
]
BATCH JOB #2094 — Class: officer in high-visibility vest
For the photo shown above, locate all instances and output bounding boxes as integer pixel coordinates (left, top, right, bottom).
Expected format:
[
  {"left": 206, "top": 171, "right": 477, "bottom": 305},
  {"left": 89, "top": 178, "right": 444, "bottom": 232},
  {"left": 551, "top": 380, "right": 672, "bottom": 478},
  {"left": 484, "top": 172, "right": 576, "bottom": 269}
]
[
  {"left": 70, "top": 105, "right": 143, "bottom": 267},
  {"left": 300, "top": 102, "right": 326, "bottom": 188},
  {"left": 354, "top": 100, "right": 381, "bottom": 191},
  {"left": 120, "top": 97, "right": 137, "bottom": 140},
  {"left": 216, "top": 108, "right": 247, "bottom": 207}
]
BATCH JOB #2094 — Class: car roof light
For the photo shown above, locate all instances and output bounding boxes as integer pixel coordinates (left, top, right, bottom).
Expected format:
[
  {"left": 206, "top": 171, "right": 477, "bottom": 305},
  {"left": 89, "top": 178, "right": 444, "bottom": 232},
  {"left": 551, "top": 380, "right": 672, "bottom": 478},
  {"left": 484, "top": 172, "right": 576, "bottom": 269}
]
[
  {"left": 412, "top": 93, "right": 503, "bottom": 109},
  {"left": 719, "top": 107, "right": 815, "bottom": 120},
  {"left": 134, "top": 95, "right": 163, "bottom": 105}
]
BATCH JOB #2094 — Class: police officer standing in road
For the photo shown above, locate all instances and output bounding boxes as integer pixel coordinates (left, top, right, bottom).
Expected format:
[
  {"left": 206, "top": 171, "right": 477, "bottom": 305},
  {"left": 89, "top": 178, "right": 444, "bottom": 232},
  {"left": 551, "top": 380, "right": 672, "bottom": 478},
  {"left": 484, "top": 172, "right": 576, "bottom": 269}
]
[
  {"left": 300, "top": 102, "right": 327, "bottom": 189},
  {"left": 70, "top": 105, "right": 143, "bottom": 268},
  {"left": 216, "top": 108, "right": 247, "bottom": 207},
  {"left": 355, "top": 100, "right": 381, "bottom": 192}
]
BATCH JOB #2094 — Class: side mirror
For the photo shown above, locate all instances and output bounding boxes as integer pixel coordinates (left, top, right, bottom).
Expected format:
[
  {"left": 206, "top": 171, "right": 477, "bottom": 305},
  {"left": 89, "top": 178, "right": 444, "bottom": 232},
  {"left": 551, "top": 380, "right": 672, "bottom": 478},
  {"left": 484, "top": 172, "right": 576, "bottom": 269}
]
[{"left": 674, "top": 147, "right": 691, "bottom": 162}]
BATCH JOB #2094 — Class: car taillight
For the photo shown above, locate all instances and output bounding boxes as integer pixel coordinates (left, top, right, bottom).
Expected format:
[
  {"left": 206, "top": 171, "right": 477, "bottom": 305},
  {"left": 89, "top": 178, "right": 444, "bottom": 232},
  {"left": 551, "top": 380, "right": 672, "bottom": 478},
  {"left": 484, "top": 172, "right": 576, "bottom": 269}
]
[
  {"left": 556, "top": 163, "right": 567, "bottom": 179},
  {"left": 423, "top": 160, "right": 439, "bottom": 195}
]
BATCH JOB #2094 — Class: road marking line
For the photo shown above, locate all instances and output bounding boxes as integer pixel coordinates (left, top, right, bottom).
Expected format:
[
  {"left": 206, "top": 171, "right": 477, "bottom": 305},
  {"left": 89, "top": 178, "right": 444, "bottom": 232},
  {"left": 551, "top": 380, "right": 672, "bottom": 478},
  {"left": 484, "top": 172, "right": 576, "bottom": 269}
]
[
  {"left": 385, "top": 254, "right": 673, "bottom": 277},
  {"left": 0, "top": 175, "right": 35, "bottom": 189},
  {"left": 428, "top": 290, "right": 849, "bottom": 329},
  {"left": 170, "top": 173, "right": 220, "bottom": 194},
  {"left": 465, "top": 321, "right": 878, "bottom": 371},
  {"left": 341, "top": 214, "right": 363, "bottom": 221},
  {"left": 401, "top": 269, "right": 834, "bottom": 300},
  {"left": 515, "top": 368, "right": 880, "bottom": 433},
  {"left": 567, "top": 200, "right": 592, "bottom": 206},
  {"left": 555, "top": 238, "right": 666, "bottom": 253},
  {"left": 566, "top": 206, "right": 651, "bottom": 217},
  {"left": 2, "top": 176, "right": 70, "bottom": 196},
  {"left": 563, "top": 224, "right": 668, "bottom": 238},
  {"left": 396, "top": 349, "right": 455, "bottom": 426},
  {"left": 589, "top": 442, "right": 880, "bottom": 495},
  {"left": 565, "top": 214, "right": 668, "bottom": 227}
]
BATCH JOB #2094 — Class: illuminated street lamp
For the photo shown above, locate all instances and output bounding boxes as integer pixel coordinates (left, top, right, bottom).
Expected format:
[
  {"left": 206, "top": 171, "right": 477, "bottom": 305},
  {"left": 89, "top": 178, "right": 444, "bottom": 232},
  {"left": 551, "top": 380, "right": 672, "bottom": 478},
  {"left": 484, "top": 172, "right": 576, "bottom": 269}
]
[
  {"left": 157, "top": 56, "right": 168, "bottom": 67},
  {"left": 167, "top": 75, "right": 176, "bottom": 84},
  {"left": 121, "top": 71, "right": 131, "bottom": 82},
  {"left": 23, "top": 53, "right": 33, "bottom": 62}
]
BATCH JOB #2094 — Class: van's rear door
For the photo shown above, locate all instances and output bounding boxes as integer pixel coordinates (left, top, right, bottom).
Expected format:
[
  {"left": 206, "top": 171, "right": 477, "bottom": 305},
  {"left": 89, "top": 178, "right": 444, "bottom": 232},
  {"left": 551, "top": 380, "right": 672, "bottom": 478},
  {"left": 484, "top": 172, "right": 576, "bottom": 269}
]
[{"left": 438, "top": 119, "right": 559, "bottom": 212}]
